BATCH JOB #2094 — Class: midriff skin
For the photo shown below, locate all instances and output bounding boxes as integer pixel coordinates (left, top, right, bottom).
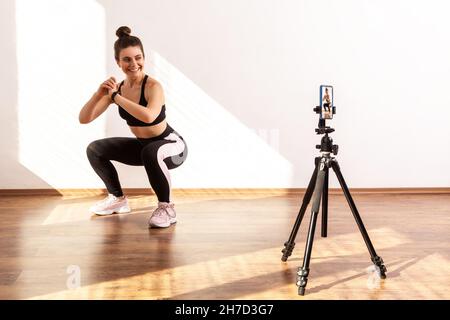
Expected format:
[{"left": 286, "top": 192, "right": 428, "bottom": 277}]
[{"left": 129, "top": 120, "right": 167, "bottom": 138}]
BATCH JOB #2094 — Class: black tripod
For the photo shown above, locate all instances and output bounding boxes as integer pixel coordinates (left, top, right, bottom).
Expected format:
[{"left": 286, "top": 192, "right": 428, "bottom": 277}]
[{"left": 281, "top": 123, "right": 387, "bottom": 295}]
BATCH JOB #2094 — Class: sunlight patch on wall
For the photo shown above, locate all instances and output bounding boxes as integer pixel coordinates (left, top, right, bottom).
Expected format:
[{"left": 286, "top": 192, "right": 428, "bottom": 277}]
[
  {"left": 146, "top": 51, "right": 293, "bottom": 187},
  {"left": 16, "top": 0, "right": 107, "bottom": 188}
]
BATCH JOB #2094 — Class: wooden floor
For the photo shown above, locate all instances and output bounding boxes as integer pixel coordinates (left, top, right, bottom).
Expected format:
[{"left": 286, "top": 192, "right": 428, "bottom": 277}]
[{"left": 0, "top": 192, "right": 449, "bottom": 300}]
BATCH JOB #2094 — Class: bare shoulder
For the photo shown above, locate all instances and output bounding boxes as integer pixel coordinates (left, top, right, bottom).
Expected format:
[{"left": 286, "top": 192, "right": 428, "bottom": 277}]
[
  {"left": 144, "top": 76, "right": 165, "bottom": 103},
  {"left": 145, "top": 77, "right": 163, "bottom": 93}
]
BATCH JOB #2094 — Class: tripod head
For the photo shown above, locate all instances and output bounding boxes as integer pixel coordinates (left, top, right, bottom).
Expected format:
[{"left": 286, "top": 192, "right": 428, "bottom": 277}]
[
  {"left": 313, "top": 109, "right": 338, "bottom": 155},
  {"left": 316, "top": 133, "right": 339, "bottom": 155},
  {"left": 314, "top": 118, "right": 335, "bottom": 135}
]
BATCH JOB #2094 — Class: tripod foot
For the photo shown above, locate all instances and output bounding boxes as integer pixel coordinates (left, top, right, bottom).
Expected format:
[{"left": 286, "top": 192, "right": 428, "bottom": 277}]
[
  {"left": 296, "top": 267, "right": 309, "bottom": 296},
  {"left": 298, "top": 287, "right": 305, "bottom": 296},
  {"left": 281, "top": 241, "right": 295, "bottom": 262},
  {"left": 372, "top": 256, "right": 387, "bottom": 279}
]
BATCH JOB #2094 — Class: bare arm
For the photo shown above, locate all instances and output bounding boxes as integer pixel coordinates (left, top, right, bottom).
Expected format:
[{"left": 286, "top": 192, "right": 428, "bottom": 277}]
[
  {"left": 113, "top": 81, "right": 164, "bottom": 123},
  {"left": 79, "top": 93, "right": 112, "bottom": 124},
  {"left": 79, "top": 77, "right": 116, "bottom": 124}
]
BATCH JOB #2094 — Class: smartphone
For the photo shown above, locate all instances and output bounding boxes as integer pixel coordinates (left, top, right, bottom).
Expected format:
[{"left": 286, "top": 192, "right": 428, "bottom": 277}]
[{"left": 320, "top": 85, "right": 333, "bottom": 120}]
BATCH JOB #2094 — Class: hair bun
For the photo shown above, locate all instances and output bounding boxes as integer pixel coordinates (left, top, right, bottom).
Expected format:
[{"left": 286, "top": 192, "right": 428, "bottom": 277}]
[{"left": 116, "top": 26, "right": 131, "bottom": 38}]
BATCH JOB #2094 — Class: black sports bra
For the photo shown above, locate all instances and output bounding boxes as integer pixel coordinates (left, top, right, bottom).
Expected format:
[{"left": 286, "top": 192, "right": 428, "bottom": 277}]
[{"left": 116, "top": 75, "right": 166, "bottom": 127}]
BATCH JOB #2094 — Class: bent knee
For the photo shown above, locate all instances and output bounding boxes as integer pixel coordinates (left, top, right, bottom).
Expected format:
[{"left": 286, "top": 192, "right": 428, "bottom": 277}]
[{"left": 86, "top": 140, "right": 103, "bottom": 157}]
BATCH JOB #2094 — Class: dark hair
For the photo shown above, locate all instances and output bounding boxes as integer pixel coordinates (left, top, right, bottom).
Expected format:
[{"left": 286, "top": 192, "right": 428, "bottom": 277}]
[{"left": 114, "top": 26, "right": 145, "bottom": 61}]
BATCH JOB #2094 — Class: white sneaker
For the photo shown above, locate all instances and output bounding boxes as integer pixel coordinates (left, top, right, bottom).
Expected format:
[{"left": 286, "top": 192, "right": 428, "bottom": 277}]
[
  {"left": 148, "top": 202, "right": 177, "bottom": 228},
  {"left": 89, "top": 194, "right": 131, "bottom": 216}
]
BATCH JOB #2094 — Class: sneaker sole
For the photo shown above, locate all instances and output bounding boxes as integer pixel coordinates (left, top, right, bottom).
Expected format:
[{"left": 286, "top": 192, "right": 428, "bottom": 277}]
[
  {"left": 92, "top": 206, "right": 131, "bottom": 216},
  {"left": 149, "top": 218, "right": 177, "bottom": 228}
]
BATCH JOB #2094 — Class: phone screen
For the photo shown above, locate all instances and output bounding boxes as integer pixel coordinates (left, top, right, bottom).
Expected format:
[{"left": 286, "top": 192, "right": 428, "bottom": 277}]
[{"left": 320, "top": 85, "right": 333, "bottom": 120}]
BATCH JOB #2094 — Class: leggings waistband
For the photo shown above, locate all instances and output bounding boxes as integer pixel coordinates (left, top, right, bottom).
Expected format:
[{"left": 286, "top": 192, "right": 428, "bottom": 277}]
[{"left": 137, "top": 124, "right": 176, "bottom": 144}]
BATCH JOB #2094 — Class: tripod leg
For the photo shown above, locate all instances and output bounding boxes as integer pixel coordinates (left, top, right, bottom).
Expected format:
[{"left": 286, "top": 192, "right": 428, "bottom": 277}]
[
  {"left": 330, "top": 160, "right": 387, "bottom": 278},
  {"left": 281, "top": 158, "right": 320, "bottom": 262},
  {"left": 321, "top": 167, "right": 329, "bottom": 238},
  {"left": 297, "top": 161, "right": 326, "bottom": 295}
]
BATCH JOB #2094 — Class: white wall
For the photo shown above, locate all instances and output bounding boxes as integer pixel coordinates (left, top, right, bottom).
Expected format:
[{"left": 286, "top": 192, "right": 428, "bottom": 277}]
[{"left": 1, "top": 0, "right": 449, "bottom": 189}]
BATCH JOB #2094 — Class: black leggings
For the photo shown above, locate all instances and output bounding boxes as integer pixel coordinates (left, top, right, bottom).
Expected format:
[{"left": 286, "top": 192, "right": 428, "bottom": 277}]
[{"left": 86, "top": 124, "right": 187, "bottom": 202}]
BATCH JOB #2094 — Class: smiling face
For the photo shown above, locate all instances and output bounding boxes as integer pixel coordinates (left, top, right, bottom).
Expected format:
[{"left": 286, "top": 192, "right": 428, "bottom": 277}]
[{"left": 117, "top": 46, "right": 145, "bottom": 77}]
